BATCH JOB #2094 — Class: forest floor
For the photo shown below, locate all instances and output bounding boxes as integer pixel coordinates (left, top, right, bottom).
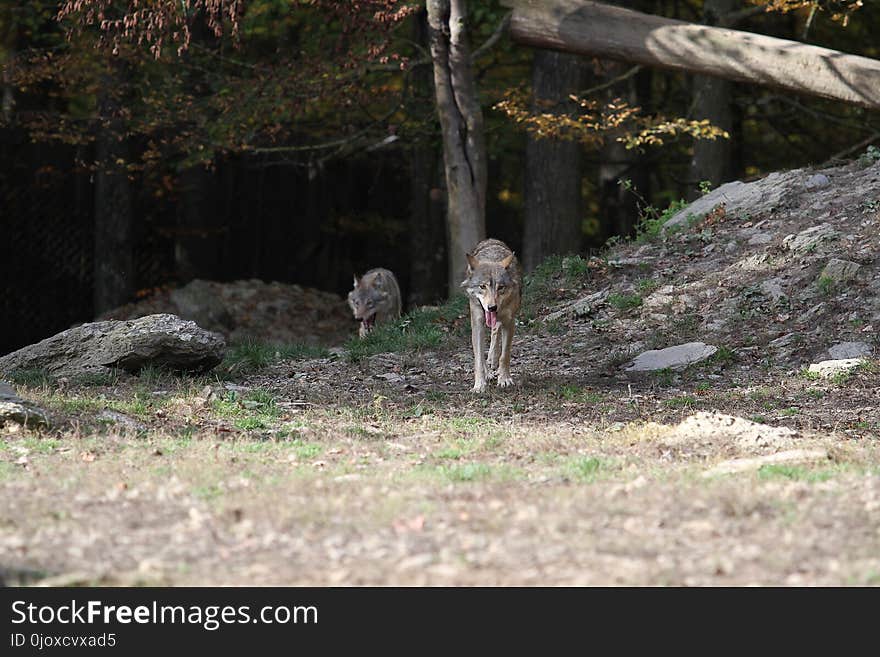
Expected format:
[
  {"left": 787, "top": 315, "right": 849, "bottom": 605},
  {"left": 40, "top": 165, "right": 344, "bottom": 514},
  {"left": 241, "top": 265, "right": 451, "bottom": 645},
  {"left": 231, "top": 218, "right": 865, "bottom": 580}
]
[{"left": 2, "top": 156, "right": 880, "bottom": 586}]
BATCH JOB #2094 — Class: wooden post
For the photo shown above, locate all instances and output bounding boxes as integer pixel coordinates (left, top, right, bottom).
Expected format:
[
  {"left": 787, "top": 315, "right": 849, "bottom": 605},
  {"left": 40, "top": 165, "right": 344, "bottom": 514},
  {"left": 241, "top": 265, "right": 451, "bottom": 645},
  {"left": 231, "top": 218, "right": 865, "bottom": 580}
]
[{"left": 503, "top": 0, "right": 880, "bottom": 111}]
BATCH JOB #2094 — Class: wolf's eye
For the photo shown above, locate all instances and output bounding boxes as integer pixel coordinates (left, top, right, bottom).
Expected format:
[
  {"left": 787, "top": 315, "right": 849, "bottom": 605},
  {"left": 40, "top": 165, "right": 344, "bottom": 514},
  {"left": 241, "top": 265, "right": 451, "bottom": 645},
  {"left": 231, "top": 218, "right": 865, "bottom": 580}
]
[
  {"left": 498, "top": 285, "right": 506, "bottom": 292},
  {"left": 367, "top": 300, "right": 375, "bottom": 307}
]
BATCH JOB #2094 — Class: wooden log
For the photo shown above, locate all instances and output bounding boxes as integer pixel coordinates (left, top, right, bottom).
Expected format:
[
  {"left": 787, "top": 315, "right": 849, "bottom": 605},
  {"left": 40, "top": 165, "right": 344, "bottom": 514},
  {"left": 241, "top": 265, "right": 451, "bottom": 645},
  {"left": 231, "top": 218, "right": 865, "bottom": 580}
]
[{"left": 502, "top": 0, "right": 880, "bottom": 110}]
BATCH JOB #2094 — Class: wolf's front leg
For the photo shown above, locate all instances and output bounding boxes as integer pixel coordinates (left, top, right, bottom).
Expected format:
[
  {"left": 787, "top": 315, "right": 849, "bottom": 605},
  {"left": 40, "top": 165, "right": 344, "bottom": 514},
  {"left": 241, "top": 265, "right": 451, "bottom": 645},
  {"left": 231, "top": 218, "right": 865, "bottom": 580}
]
[
  {"left": 470, "top": 301, "right": 487, "bottom": 393},
  {"left": 487, "top": 325, "right": 501, "bottom": 374},
  {"left": 497, "top": 319, "right": 515, "bottom": 388}
]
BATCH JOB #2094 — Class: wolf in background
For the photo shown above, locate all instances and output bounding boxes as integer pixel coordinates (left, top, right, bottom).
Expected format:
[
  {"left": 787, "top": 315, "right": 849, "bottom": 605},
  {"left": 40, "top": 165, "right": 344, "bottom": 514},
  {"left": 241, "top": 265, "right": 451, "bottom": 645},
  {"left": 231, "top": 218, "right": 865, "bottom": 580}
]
[
  {"left": 348, "top": 268, "right": 402, "bottom": 337},
  {"left": 461, "top": 239, "right": 522, "bottom": 392}
]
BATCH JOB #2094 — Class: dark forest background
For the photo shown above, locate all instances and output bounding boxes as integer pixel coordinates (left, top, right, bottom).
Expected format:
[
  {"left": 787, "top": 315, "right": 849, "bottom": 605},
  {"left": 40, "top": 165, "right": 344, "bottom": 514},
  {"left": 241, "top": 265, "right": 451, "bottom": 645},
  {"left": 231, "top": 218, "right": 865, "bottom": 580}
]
[{"left": 1, "top": 0, "right": 877, "bottom": 354}]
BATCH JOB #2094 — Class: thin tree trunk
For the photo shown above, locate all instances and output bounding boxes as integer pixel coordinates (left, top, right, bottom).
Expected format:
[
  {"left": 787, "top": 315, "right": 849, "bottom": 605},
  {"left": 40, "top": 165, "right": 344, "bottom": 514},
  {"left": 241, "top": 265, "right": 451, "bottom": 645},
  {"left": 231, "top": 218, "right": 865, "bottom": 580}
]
[
  {"left": 93, "top": 72, "right": 134, "bottom": 316},
  {"left": 688, "top": 0, "right": 737, "bottom": 198},
  {"left": 427, "top": 0, "right": 487, "bottom": 296},
  {"left": 522, "top": 50, "right": 584, "bottom": 273}
]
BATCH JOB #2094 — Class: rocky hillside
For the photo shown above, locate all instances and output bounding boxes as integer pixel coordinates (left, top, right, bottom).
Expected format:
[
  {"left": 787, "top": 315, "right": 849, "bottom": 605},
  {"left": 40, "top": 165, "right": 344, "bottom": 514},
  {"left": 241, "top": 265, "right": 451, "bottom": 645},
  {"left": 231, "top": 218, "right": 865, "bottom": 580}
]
[{"left": 535, "top": 155, "right": 880, "bottom": 375}]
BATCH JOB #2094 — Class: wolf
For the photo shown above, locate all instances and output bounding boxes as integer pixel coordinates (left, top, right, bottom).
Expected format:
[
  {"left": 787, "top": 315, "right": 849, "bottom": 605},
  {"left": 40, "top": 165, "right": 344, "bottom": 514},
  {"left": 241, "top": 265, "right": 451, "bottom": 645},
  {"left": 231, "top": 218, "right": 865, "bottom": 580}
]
[
  {"left": 348, "top": 268, "right": 402, "bottom": 337},
  {"left": 461, "top": 239, "right": 522, "bottom": 392}
]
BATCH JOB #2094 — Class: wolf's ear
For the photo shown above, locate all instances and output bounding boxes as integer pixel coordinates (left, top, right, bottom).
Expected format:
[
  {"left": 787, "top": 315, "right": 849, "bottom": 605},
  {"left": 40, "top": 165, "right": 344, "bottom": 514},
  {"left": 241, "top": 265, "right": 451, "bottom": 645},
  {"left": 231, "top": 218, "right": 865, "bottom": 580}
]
[
  {"left": 500, "top": 252, "right": 515, "bottom": 269},
  {"left": 466, "top": 252, "right": 479, "bottom": 272},
  {"left": 353, "top": 274, "right": 360, "bottom": 288}
]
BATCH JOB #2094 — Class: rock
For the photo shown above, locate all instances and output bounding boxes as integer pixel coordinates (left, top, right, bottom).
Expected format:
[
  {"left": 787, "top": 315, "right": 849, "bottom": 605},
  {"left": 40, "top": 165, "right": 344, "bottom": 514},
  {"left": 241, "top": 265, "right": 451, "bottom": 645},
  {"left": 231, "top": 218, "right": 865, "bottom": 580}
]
[
  {"left": 782, "top": 223, "right": 839, "bottom": 253},
  {"left": 543, "top": 289, "right": 609, "bottom": 322},
  {"left": 702, "top": 449, "right": 828, "bottom": 478},
  {"left": 760, "top": 279, "right": 787, "bottom": 303},
  {"left": 827, "top": 341, "right": 872, "bottom": 359},
  {"left": 0, "top": 382, "right": 50, "bottom": 428},
  {"left": 664, "top": 170, "right": 801, "bottom": 231},
  {"left": 96, "top": 410, "right": 147, "bottom": 432},
  {"left": 671, "top": 412, "right": 797, "bottom": 451},
  {"left": 807, "top": 358, "right": 865, "bottom": 378},
  {"left": 625, "top": 342, "right": 718, "bottom": 372},
  {"left": 804, "top": 173, "right": 830, "bottom": 190},
  {"left": 819, "top": 258, "right": 861, "bottom": 283},
  {"left": 769, "top": 333, "right": 797, "bottom": 349},
  {"left": 0, "top": 314, "right": 225, "bottom": 378},
  {"left": 747, "top": 232, "right": 774, "bottom": 246}
]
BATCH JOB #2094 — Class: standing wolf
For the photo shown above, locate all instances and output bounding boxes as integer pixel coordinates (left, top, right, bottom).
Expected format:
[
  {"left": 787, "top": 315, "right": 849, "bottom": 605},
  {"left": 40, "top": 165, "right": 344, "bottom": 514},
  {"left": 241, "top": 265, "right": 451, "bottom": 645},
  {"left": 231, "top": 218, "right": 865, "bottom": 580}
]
[
  {"left": 461, "top": 239, "right": 522, "bottom": 392},
  {"left": 348, "top": 268, "right": 402, "bottom": 337}
]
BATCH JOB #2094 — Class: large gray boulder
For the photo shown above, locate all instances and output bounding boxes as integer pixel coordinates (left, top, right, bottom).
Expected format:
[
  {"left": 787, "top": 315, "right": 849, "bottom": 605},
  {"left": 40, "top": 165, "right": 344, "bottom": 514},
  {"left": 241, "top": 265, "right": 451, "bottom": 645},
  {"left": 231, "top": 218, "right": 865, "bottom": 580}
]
[{"left": 0, "top": 314, "right": 225, "bottom": 378}]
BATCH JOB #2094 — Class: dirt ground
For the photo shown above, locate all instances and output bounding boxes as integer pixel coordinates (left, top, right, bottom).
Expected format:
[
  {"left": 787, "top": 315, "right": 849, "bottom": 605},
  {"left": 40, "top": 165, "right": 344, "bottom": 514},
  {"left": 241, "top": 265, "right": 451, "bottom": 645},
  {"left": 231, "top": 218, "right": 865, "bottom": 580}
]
[{"left": 2, "top": 158, "right": 880, "bottom": 586}]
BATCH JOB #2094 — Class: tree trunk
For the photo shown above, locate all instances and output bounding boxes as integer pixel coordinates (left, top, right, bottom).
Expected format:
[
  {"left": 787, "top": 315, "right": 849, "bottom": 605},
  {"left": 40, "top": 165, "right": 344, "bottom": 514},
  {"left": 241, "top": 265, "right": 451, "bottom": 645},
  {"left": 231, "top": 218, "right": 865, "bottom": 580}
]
[
  {"left": 408, "top": 8, "right": 446, "bottom": 307},
  {"left": 504, "top": 0, "right": 880, "bottom": 111},
  {"left": 93, "top": 73, "right": 134, "bottom": 316},
  {"left": 522, "top": 50, "right": 583, "bottom": 273},
  {"left": 688, "top": 0, "right": 737, "bottom": 198},
  {"left": 427, "top": 0, "right": 487, "bottom": 296}
]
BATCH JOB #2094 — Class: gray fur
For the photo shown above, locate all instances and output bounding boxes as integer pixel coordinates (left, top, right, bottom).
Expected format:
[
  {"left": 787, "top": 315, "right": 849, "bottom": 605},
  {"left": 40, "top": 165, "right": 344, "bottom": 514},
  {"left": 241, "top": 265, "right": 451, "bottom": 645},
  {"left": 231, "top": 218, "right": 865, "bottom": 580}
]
[
  {"left": 348, "top": 268, "right": 402, "bottom": 338},
  {"left": 461, "top": 239, "right": 522, "bottom": 392}
]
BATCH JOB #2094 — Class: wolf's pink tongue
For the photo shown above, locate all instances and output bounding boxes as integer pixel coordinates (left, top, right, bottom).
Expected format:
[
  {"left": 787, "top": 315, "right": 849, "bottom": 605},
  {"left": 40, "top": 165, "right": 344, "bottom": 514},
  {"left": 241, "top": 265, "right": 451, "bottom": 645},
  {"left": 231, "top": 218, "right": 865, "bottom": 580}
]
[{"left": 485, "top": 310, "right": 497, "bottom": 328}]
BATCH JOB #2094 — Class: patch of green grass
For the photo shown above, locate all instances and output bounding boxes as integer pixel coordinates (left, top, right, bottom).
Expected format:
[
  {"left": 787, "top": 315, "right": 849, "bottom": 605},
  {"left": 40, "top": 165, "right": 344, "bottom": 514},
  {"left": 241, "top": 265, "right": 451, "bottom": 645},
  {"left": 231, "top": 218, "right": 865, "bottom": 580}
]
[
  {"left": 437, "top": 463, "right": 493, "bottom": 482},
  {"left": 234, "top": 416, "right": 269, "bottom": 431},
  {"left": 6, "top": 368, "right": 54, "bottom": 387},
  {"left": 709, "top": 346, "right": 736, "bottom": 366},
  {"left": 636, "top": 278, "right": 661, "bottom": 294},
  {"left": 345, "top": 295, "right": 468, "bottom": 362},
  {"left": 291, "top": 441, "right": 323, "bottom": 460},
  {"left": 750, "top": 414, "right": 767, "bottom": 424},
  {"left": 757, "top": 465, "right": 834, "bottom": 482},
  {"left": 23, "top": 438, "right": 61, "bottom": 454},
  {"left": 694, "top": 381, "right": 712, "bottom": 393},
  {"left": 559, "top": 385, "right": 603, "bottom": 403},
  {"left": 69, "top": 371, "right": 120, "bottom": 387},
  {"left": 633, "top": 197, "right": 690, "bottom": 243},
  {"left": 435, "top": 447, "right": 465, "bottom": 460},
  {"left": 192, "top": 483, "right": 224, "bottom": 501},
  {"left": 222, "top": 340, "right": 330, "bottom": 374},
  {"left": 608, "top": 293, "right": 642, "bottom": 311},
  {"left": 0, "top": 461, "right": 19, "bottom": 480},
  {"left": 816, "top": 275, "right": 835, "bottom": 296},
  {"left": 651, "top": 369, "right": 677, "bottom": 387},
  {"left": 521, "top": 254, "right": 594, "bottom": 321},
  {"left": 565, "top": 456, "right": 607, "bottom": 483},
  {"left": 664, "top": 395, "right": 697, "bottom": 409}
]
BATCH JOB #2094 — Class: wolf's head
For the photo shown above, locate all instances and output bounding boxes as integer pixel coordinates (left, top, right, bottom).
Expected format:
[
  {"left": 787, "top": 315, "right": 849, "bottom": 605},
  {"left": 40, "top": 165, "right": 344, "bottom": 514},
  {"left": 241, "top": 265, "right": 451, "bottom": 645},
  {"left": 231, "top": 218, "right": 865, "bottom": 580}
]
[
  {"left": 348, "top": 272, "right": 391, "bottom": 333},
  {"left": 461, "top": 251, "right": 517, "bottom": 329}
]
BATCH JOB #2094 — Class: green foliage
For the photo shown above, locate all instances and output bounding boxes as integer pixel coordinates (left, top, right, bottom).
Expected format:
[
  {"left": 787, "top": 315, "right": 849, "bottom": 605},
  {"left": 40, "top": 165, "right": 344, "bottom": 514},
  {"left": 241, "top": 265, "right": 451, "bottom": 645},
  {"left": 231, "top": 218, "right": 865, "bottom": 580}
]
[
  {"left": 437, "top": 463, "right": 493, "bottom": 482},
  {"left": 345, "top": 295, "right": 468, "bottom": 362},
  {"left": 859, "top": 145, "right": 880, "bottom": 166},
  {"left": 223, "top": 341, "right": 329, "bottom": 374},
  {"left": 757, "top": 465, "right": 834, "bottom": 483},
  {"left": 565, "top": 456, "right": 607, "bottom": 483},
  {"left": 608, "top": 293, "right": 642, "bottom": 311},
  {"left": 5, "top": 369, "right": 55, "bottom": 387},
  {"left": 709, "top": 346, "right": 736, "bottom": 366},
  {"left": 816, "top": 275, "right": 835, "bottom": 295}
]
